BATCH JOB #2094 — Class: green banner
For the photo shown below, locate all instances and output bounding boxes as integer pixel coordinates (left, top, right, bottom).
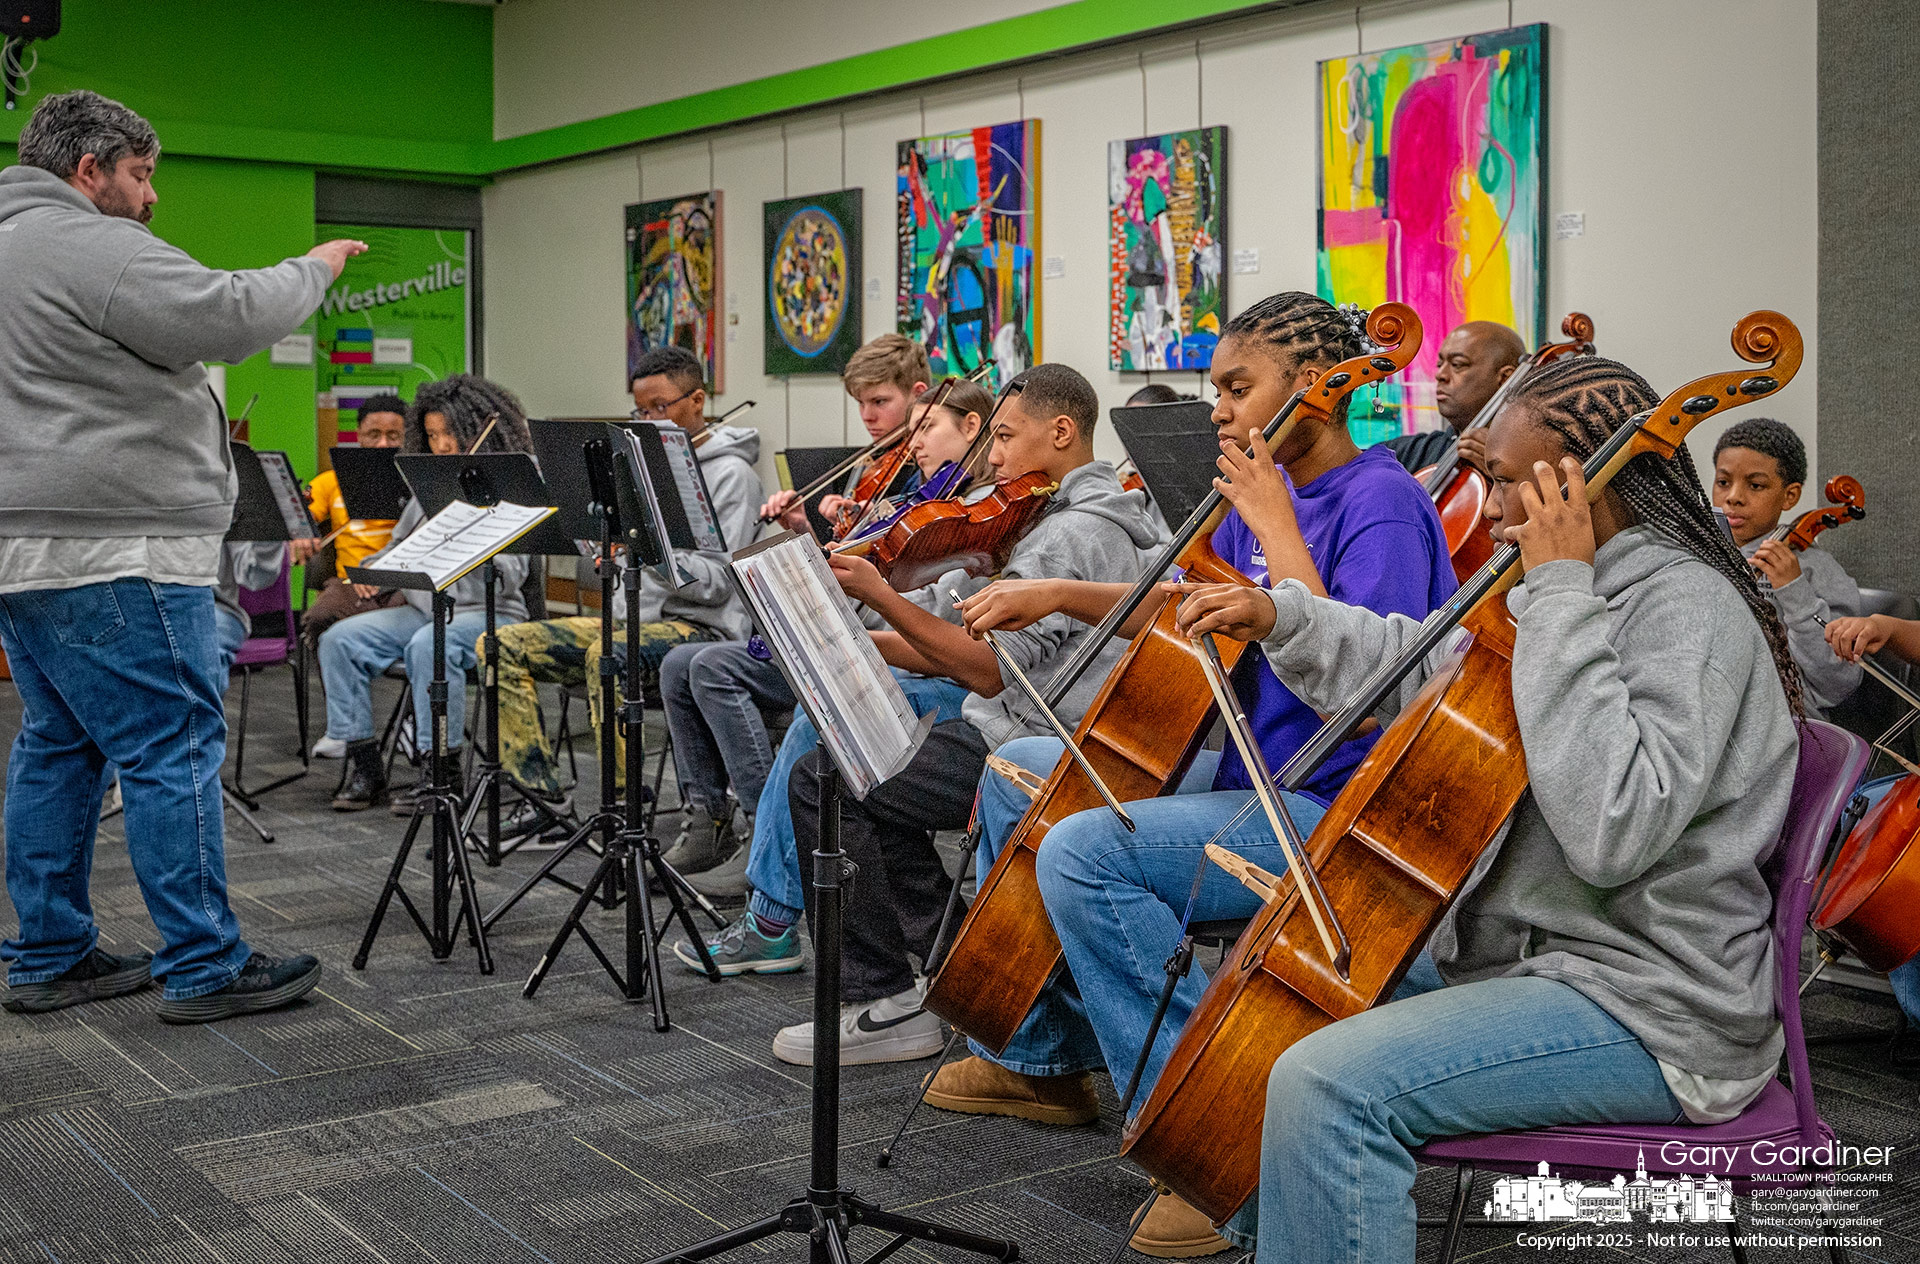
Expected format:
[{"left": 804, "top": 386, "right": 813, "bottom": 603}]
[{"left": 313, "top": 223, "right": 471, "bottom": 465}]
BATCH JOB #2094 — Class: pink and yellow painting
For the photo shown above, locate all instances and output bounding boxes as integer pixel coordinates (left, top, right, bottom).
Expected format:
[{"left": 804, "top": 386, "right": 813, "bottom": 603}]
[{"left": 1317, "top": 24, "right": 1545, "bottom": 441}]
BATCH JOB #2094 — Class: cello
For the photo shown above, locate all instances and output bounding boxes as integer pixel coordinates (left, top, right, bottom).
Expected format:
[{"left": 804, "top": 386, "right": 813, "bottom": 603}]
[
  {"left": 1120, "top": 311, "right": 1804, "bottom": 1223},
  {"left": 1420, "top": 312, "right": 1597, "bottom": 582},
  {"left": 924, "top": 304, "right": 1423, "bottom": 1052}
]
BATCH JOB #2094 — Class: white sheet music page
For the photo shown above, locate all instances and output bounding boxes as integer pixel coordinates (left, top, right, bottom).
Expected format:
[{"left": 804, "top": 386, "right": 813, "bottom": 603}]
[
  {"left": 374, "top": 500, "right": 555, "bottom": 590},
  {"left": 732, "top": 534, "right": 924, "bottom": 797}
]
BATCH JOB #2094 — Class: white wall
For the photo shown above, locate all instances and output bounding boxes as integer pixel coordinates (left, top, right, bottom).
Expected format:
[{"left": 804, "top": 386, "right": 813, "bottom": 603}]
[
  {"left": 483, "top": 0, "right": 1819, "bottom": 502},
  {"left": 492, "top": 0, "right": 1070, "bottom": 139}
]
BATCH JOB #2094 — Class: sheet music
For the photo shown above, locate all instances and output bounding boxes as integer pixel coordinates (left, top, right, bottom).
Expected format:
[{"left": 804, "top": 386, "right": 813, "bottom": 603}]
[
  {"left": 732, "top": 535, "right": 924, "bottom": 797},
  {"left": 650, "top": 424, "right": 727, "bottom": 552},
  {"left": 610, "top": 427, "right": 685, "bottom": 586},
  {"left": 372, "top": 500, "right": 555, "bottom": 591},
  {"left": 258, "top": 451, "right": 318, "bottom": 540}
]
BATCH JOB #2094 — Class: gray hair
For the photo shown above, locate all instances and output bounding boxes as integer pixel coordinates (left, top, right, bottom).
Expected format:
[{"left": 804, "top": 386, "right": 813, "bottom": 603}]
[{"left": 17, "top": 90, "right": 159, "bottom": 179}]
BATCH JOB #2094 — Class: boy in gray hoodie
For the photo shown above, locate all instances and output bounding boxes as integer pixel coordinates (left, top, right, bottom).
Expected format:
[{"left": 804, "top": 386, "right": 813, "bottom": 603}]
[
  {"left": 774, "top": 363, "right": 1165, "bottom": 1068},
  {"left": 1171, "top": 356, "right": 1803, "bottom": 1262},
  {"left": 0, "top": 91, "right": 361, "bottom": 1023},
  {"left": 491, "top": 345, "right": 764, "bottom": 823}
]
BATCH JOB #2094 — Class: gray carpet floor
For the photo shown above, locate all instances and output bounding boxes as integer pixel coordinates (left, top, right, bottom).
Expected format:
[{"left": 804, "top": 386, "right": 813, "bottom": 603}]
[{"left": 0, "top": 667, "right": 1915, "bottom": 1264}]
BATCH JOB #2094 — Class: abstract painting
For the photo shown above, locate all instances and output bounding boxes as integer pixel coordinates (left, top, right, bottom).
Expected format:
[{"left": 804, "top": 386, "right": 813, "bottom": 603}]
[
  {"left": 764, "top": 189, "right": 862, "bottom": 376},
  {"left": 626, "top": 191, "right": 722, "bottom": 391},
  {"left": 1317, "top": 24, "right": 1546, "bottom": 441},
  {"left": 1108, "top": 126, "right": 1227, "bottom": 371},
  {"left": 897, "top": 120, "right": 1040, "bottom": 381}
]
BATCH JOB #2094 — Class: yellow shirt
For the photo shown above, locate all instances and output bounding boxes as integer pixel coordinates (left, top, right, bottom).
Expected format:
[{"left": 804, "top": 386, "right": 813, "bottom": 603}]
[{"left": 307, "top": 468, "right": 397, "bottom": 577}]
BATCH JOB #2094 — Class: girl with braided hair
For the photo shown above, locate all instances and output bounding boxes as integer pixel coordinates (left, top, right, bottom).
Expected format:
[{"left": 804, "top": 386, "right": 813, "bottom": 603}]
[
  {"left": 318, "top": 374, "right": 537, "bottom": 810},
  {"left": 1172, "top": 353, "right": 1802, "bottom": 1262},
  {"left": 923, "top": 293, "right": 1456, "bottom": 1256}
]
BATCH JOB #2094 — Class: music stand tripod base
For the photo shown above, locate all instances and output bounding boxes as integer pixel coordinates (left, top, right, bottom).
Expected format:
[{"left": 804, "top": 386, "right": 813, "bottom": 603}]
[{"left": 640, "top": 763, "right": 1017, "bottom": 1264}]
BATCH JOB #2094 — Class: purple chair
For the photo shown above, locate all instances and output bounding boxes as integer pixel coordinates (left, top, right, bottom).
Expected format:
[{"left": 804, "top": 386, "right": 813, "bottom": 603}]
[
  {"left": 227, "top": 554, "right": 311, "bottom": 840},
  {"left": 1413, "top": 719, "right": 1870, "bottom": 1264}
]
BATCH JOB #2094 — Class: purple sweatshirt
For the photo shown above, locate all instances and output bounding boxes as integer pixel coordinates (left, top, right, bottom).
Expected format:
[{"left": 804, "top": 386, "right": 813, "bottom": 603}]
[{"left": 1210, "top": 444, "right": 1457, "bottom": 805}]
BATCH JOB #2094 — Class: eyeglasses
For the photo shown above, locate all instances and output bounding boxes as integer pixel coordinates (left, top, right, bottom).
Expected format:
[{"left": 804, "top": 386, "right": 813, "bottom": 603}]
[{"left": 630, "top": 385, "right": 699, "bottom": 420}]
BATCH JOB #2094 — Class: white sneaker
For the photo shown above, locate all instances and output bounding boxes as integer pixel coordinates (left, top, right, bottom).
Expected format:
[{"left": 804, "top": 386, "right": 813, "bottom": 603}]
[
  {"left": 771, "top": 986, "right": 944, "bottom": 1067},
  {"left": 311, "top": 735, "right": 348, "bottom": 759}
]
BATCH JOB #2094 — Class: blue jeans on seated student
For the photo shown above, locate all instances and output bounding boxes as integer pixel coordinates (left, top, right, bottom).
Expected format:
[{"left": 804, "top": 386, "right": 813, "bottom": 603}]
[
  {"left": 971, "top": 736, "right": 1328, "bottom": 1087},
  {"left": 1853, "top": 774, "right": 1920, "bottom": 1027},
  {"left": 318, "top": 604, "right": 486, "bottom": 751},
  {"left": 1228, "top": 954, "right": 1682, "bottom": 1261},
  {"left": 745, "top": 673, "right": 968, "bottom": 929},
  {"left": 213, "top": 606, "right": 247, "bottom": 677},
  {"left": 0, "top": 580, "right": 252, "bottom": 999}
]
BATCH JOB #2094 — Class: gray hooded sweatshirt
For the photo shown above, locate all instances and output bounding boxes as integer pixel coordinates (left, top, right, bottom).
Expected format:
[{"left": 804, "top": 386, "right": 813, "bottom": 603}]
[
  {"left": 1740, "top": 538, "right": 1861, "bottom": 716},
  {"left": 0, "top": 165, "right": 332, "bottom": 538},
  {"left": 959, "top": 460, "right": 1166, "bottom": 748},
  {"left": 628, "top": 423, "right": 764, "bottom": 641},
  {"left": 1256, "top": 525, "right": 1798, "bottom": 1089}
]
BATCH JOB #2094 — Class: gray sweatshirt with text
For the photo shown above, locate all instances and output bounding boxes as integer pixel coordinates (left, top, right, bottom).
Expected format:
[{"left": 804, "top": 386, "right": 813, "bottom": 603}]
[
  {"left": 0, "top": 165, "right": 332, "bottom": 538},
  {"left": 1257, "top": 525, "right": 1797, "bottom": 1082}
]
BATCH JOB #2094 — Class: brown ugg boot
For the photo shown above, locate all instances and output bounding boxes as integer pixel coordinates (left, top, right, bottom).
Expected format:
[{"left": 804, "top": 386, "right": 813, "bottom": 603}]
[
  {"left": 1129, "top": 1189, "right": 1231, "bottom": 1259},
  {"left": 922, "top": 1055, "right": 1099, "bottom": 1126}
]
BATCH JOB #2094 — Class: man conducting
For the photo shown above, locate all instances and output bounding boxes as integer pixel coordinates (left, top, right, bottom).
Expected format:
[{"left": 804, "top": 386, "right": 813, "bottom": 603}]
[{"left": 0, "top": 90, "right": 364, "bottom": 1022}]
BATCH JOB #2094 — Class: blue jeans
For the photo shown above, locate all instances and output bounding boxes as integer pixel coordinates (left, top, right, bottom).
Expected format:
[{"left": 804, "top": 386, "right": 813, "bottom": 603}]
[
  {"left": 318, "top": 603, "right": 485, "bottom": 752},
  {"left": 746, "top": 673, "right": 968, "bottom": 927},
  {"left": 973, "top": 738, "right": 1327, "bottom": 1083},
  {"left": 1232, "top": 956, "right": 1682, "bottom": 1261},
  {"left": 1851, "top": 774, "right": 1920, "bottom": 1026},
  {"left": 0, "top": 580, "right": 252, "bottom": 999}
]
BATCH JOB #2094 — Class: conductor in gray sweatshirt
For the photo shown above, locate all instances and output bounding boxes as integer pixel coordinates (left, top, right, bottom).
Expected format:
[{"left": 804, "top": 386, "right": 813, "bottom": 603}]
[
  {"left": 1172, "top": 357, "right": 1803, "bottom": 1261},
  {"left": 0, "top": 91, "right": 365, "bottom": 1023}
]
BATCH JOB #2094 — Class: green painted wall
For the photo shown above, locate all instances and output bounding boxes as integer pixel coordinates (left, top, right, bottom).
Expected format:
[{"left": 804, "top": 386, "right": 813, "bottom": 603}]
[{"left": 0, "top": 0, "right": 493, "bottom": 171}]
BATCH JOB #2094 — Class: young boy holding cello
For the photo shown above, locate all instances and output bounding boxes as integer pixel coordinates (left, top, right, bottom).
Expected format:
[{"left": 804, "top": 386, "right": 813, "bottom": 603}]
[{"left": 1170, "top": 353, "right": 1802, "bottom": 1262}]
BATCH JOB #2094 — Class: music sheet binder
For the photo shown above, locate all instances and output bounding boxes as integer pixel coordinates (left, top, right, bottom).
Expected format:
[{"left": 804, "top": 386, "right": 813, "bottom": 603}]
[
  {"left": 1109, "top": 400, "right": 1222, "bottom": 531},
  {"left": 329, "top": 445, "right": 413, "bottom": 523},
  {"left": 607, "top": 423, "right": 723, "bottom": 589},
  {"left": 394, "top": 453, "right": 574, "bottom": 556},
  {"left": 728, "top": 531, "right": 930, "bottom": 799},
  {"left": 347, "top": 501, "right": 557, "bottom": 593},
  {"left": 227, "top": 442, "right": 318, "bottom": 542}
]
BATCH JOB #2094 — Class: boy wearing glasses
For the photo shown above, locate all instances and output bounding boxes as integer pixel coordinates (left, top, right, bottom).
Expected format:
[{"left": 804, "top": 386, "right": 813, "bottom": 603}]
[{"left": 492, "top": 345, "right": 764, "bottom": 830}]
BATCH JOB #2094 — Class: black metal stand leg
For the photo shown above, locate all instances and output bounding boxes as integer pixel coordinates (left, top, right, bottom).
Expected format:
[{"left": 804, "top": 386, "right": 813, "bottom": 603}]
[
  {"left": 222, "top": 785, "right": 275, "bottom": 844},
  {"left": 353, "top": 592, "right": 493, "bottom": 974},
  {"left": 1435, "top": 1164, "right": 1475, "bottom": 1264},
  {"left": 1119, "top": 936, "right": 1195, "bottom": 1116},
  {"left": 640, "top": 764, "right": 1018, "bottom": 1264},
  {"left": 1104, "top": 1191, "right": 1160, "bottom": 1264}
]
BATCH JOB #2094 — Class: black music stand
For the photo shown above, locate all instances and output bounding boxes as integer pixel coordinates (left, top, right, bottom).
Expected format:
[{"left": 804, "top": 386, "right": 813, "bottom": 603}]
[
  {"left": 329, "top": 445, "right": 413, "bottom": 524},
  {"left": 776, "top": 445, "right": 864, "bottom": 539},
  {"left": 1109, "top": 400, "right": 1221, "bottom": 530},
  {"left": 513, "top": 423, "right": 724, "bottom": 1021},
  {"left": 396, "top": 453, "right": 573, "bottom": 868},
  {"left": 219, "top": 443, "right": 316, "bottom": 842},
  {"left": 642, "top": 535, "right": 1015, "bottom": 1264}
]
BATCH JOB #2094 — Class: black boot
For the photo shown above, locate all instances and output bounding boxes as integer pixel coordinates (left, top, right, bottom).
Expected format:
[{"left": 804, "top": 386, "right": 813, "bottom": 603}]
[
  {"left": 390, "top": 751, "right": 465, "bottom": 816},
  {"left": 331, "top": 739, "right": 387, "bottom": 812}
]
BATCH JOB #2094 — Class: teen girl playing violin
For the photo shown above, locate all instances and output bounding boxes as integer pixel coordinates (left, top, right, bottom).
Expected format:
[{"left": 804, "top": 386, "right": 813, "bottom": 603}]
[{"left": 1171, "top": 354, "right": 1802, "bottom": 1262}]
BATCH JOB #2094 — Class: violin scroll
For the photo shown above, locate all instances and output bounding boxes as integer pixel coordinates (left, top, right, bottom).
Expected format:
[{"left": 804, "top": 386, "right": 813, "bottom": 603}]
[
  {"left": 1560, "top": 310, "right": 1596, "bottom": 347},
  {"left": 1782, "top": 474, "right": 1867, "bottom": 552},
  {"left": 1824, "top": 474, "right": 1866, "bottom": 517}
]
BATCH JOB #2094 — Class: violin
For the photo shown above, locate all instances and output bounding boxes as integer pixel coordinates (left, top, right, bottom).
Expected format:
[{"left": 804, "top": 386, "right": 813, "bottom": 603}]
[
  {"left": 836, "top": 469, "right": 1060, "bottom": 592},
  {"left": 1419, "top": 312, "right": 1596, "bottom": 582},
  {"left": 924, "top": 303, "right": 1424, "bottom": 1053},
  {"left": 1121, "top": 311, "right": 1804, "bottom": 1224}
]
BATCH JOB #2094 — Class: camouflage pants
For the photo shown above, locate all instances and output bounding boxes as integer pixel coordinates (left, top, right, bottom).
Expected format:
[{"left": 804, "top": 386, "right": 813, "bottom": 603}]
[{"left": 488, "top": 615, "right": 719, "bottom": 794}]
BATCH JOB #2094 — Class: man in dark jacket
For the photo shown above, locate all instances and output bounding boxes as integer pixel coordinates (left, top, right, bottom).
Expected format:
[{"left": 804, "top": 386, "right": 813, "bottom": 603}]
[{"left": 0, "top": 90, "right": 363, "bottom": 1023}]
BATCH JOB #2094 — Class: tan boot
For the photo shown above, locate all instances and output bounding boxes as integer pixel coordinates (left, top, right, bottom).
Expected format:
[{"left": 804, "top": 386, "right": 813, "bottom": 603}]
[
  {"left": 1129, "top": 1188, "right": 1231, "bottom": 1259},
  {"left": 922, "top": 1055, "right": 1100, "bottom": 1126}
]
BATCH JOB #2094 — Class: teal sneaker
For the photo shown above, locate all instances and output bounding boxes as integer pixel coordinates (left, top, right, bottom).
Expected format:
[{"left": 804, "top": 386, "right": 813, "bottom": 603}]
[{"left": 674, "top": 912, "right": 804, "bottom": 977}]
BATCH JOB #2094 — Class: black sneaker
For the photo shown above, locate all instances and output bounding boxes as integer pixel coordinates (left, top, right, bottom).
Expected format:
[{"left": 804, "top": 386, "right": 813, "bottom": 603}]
[
  {"left": 3, "top": 948, "right": 153, "bottom": 1014},
  {"left": 156, "top": 952, "right": 322, "bottom": 1024}
]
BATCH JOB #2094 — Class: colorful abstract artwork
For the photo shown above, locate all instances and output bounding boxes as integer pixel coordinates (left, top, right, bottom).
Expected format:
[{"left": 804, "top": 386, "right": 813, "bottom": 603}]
[
  {"left": 1317, "top": 24, "right": 1545, "bottom": 440},
  {"left": 626, "top": 191, "right": 722, "bottom": 391},
  {"left": 1108, "top": 126, "right": 1227, "bottom": 371},
  {"left": 764, "top": 190, "right": 862, "bottom": 376},
  {"left": 897, "top": 120, "right": 1040, "bottom": 381}
]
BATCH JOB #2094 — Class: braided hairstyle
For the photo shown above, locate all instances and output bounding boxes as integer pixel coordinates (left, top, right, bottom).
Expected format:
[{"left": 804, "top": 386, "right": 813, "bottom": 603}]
[
  {"left": 1221, "top": 292, "right": 1371, "bottom": 423},
  {"left": 1506, "top": 355, "right": 1804, "bottom": 719},
  {"left": 405, "top": 374, "right": 534, "bottom": 455}
]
